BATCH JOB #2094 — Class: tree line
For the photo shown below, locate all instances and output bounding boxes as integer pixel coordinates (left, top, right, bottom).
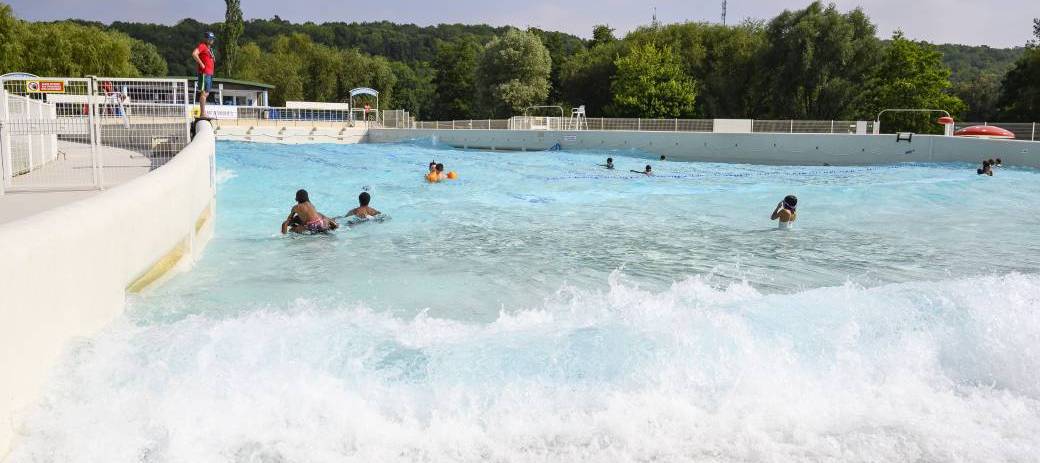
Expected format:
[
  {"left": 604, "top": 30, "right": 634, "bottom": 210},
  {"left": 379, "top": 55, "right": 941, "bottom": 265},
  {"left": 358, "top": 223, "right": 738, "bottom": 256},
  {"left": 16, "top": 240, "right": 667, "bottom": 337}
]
[{"left": 1, "top": 1, "right": 1037, "bottom": 126}]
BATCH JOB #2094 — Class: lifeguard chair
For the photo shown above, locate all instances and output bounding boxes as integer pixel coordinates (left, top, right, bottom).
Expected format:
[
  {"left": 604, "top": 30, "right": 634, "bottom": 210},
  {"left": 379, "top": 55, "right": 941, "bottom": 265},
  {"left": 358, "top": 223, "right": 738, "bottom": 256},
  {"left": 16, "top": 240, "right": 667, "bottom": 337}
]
[{"left": 569, "top": 105, "right": 587, "bottom": 131}]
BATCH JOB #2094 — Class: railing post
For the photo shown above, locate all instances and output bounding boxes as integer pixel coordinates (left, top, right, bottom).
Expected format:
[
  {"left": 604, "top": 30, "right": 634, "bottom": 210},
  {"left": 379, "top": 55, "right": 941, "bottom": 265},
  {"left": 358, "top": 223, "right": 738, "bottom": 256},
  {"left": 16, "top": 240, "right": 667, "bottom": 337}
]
[
  {"left": 487, "top": 119, "right": 491, "bottom": 130},
  {"left": 830, "top": 120, "right": 835, "bottom": 134},
  {"left": 637, "top": 118, "right": 641, "bottom": 131},
  {"left": 0, "top": 89, "right": 10, "bottom": 192},
  {"left": 1033, "top": 122, "right": 1036, "bottom": 141},
  {"left": 790, "top": 120, "right": 794, "bottom": 133},
  {"left": 87, "top": 77, "right": 103, "bottom": 190}
]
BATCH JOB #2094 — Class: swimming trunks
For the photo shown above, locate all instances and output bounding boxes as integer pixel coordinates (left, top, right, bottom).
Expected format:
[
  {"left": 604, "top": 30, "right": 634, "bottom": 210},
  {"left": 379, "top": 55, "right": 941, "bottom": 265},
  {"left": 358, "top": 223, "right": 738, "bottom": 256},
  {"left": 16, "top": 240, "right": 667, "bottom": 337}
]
[{"left": 305, "top": 217, "right": 327, "bottom": 233}]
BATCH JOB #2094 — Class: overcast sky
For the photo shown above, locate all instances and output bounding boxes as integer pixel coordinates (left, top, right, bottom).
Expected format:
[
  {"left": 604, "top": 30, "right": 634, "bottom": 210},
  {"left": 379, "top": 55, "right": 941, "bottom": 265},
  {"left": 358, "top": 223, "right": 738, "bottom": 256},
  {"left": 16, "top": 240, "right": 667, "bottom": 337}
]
[{"left": 7, "top": 0, "right": 1038, "bottom": 48}]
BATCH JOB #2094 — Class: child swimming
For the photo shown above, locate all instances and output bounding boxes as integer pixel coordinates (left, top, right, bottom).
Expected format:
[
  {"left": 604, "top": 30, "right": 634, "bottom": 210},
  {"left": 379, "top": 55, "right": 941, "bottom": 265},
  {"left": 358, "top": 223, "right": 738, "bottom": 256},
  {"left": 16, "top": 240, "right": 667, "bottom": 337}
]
[
  {"left": 281, "top": 189, "right": 339, "bottom": 234},
  {"left": 771, "top": 195, "right": 798, "bottom": 229}
]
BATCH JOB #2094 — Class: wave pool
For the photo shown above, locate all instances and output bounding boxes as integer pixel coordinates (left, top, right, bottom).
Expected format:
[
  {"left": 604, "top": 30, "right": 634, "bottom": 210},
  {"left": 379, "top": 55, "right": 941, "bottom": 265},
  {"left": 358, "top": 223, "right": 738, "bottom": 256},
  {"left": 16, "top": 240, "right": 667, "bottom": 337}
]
[{"left": 10, "top": 142, "right": 1040, "bottom": 462}]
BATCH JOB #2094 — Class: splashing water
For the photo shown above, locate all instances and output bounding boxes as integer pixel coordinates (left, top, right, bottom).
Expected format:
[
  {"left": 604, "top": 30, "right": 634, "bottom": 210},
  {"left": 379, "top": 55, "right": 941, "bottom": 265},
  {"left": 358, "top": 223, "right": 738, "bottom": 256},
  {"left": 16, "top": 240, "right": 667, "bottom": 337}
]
[{"left": 9, "top": 143, "right": 1040, "bottom": 462}]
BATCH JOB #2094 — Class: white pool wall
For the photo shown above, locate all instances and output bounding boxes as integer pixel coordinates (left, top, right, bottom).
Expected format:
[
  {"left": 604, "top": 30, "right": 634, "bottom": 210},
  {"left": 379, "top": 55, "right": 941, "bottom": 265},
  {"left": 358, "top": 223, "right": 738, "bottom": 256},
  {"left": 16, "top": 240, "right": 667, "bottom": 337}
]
[
  {"left": 367, "top": 129, "right": 1040, "bottom": 168},
  {"left": 0, "top": 122, "right": 217, "bottom": 459}
]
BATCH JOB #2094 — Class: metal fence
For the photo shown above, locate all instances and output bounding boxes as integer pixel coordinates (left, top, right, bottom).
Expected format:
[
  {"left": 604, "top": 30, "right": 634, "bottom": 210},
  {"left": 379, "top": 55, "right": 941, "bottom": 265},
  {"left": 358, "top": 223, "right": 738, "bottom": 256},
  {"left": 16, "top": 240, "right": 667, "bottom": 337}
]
[
  {"left": 0, "top": 76, "right": 190, "bottom": 193},
  {"left": 410, "top": 117, "right": 876, "bottom": 134},
  {"left": 403, "top": 117, "right": 1040, "bottom": 140},
  {"left": 953, "top": 122, "right": 1037, "bottom": 141}
]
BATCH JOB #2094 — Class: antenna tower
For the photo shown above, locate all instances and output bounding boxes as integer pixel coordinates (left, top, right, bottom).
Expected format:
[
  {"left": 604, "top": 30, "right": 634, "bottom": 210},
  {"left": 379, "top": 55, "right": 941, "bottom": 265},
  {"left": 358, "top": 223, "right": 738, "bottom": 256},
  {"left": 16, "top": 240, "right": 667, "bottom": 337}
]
[{"left": 721, "top": 0, "right": 727, "bottom": 25}]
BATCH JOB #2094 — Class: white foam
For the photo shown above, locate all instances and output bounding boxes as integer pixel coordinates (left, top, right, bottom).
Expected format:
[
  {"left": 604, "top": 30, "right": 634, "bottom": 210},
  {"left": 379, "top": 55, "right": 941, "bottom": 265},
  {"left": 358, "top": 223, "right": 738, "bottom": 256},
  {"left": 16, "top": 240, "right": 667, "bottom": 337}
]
[
  {"left": 10, "top": 272, "right": 1040, "bottom": 462},
  {"left": 215, "top": 168, "right": 237, "bottom": 185}
]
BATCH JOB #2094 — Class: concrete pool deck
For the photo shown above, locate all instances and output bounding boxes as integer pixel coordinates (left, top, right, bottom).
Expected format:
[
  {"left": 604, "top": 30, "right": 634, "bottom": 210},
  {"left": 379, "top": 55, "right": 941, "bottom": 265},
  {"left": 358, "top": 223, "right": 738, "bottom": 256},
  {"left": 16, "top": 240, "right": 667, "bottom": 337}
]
[{"left": 0, "top": 142, "right": 152, "bottom": 225}]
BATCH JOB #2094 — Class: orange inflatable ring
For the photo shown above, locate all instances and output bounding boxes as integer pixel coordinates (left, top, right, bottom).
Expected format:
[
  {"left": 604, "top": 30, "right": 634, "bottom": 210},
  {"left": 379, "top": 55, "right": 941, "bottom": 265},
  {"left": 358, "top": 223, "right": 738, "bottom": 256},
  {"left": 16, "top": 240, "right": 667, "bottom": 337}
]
[
  {"left": 426, "top": 172, "right": 439, "bottom": 182},
  {"left": 447, "top": 171, "right": 458, "bottom": 180}
]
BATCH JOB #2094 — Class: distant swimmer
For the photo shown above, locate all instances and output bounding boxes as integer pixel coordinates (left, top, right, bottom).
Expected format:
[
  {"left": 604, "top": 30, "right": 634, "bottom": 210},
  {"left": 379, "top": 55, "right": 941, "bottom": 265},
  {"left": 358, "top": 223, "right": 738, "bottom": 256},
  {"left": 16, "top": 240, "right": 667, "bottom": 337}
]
[
  {"left": 977, "top": 160, "right": 993, "bottom": 176},
  {"left": 660, "top": 155, "right": 666, "bottom": 161},
  {"left": 771, "top": 195, "right": 798, "bottom": 229},
  {"left": 600, "top": 157, "right": 614, "bottom": 169},
  {"left": 282, "top": 189, "right": 339, "bottom": 234},
  {"left": 346, "top": 191, "right": 382, "bottom": 220},
  {"left": 995, "top": 158, "right": 1003, "bottom": 167},
  {"left": 426, "top": 161, "right": 440, "bottom": 182},
  {"left": 631, "top": 165, "right": 652, "bottom": 175}
]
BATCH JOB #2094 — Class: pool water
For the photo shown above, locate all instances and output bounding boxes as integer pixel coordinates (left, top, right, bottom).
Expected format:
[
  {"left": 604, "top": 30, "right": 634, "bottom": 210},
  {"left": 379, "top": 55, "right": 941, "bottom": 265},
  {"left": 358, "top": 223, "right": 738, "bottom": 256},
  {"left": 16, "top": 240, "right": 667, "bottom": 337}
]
[{"left": 11, "top": 142, "right": 1040, "bottom": 462}]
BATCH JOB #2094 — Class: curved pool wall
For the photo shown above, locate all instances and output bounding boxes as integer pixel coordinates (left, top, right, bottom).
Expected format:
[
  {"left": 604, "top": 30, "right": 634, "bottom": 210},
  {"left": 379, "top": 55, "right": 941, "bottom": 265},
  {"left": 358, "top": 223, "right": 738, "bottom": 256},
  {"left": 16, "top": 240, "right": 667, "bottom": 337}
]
[
  {"left": 367, "top": 129, "right": 1040, "bottom": 168},
  {"left": 0, "top": 122, "right": 217, "bottom": 458}
]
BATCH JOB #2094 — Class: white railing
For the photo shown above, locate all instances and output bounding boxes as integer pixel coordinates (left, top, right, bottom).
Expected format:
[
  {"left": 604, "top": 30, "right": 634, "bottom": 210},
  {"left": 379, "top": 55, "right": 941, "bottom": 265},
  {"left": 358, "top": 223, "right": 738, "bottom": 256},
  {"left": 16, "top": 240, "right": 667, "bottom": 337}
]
[
  {"left": 0, "top": 76, "right": 191, "bottom": 193},
  {"left": 399, "top": 118, "right": 1040, "bottom": 140}
]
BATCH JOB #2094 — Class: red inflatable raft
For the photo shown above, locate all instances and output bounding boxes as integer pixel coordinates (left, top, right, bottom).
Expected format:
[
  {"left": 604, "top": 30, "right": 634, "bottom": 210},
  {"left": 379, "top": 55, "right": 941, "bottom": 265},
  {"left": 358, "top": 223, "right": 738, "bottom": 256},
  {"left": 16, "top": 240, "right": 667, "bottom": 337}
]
[{"left": 953, "top": 125, "right": 1015, "bottom": 139}]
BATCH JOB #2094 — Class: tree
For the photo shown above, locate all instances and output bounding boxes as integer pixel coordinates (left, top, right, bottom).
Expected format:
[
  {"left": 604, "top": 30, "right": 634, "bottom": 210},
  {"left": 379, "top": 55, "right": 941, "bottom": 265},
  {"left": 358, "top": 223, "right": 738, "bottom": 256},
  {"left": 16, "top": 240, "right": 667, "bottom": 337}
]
[
  {"left": 591, "top": 25, "right": 615, "bottom": 46},
  {"left": 390, "top": 60, "right": 434, "bottom": 119},
  {"left": 475, "top": 29, "right": 552, "bottom": 117},
  {"left": 609, "top": 43, "right": 697, "bottom": 118},
  {"left": 558, "top": 40, "right": 625, "bottom": 115},
  {"left": 952, "top": 72, "right": 1001, "bottom": 121},
  {"left": 221, "top": 0, "right": 245, "bottom": 78},
  {"left": 130, "top": 39, "right": 168, "bottom": 76},
  {"left": 859, "top": 33, "right": 966, "bottom": 132},
  {"left": 997, "top": 49, "right": 1040, "bottom": 121},
  {"left": 431, "top": 37, "right": 481, "bottom": 119},
  {"left": 0, "top": 3, "right": 25, "bottom": 73},
  {"left": 758, "top": 2, "right": 881, "bottom": 119}
]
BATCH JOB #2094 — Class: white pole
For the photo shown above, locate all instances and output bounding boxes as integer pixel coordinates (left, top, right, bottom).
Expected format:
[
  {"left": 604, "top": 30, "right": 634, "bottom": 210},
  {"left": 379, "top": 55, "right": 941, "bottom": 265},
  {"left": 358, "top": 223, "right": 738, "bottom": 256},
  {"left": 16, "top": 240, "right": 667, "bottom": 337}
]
[
  {"left": 88, "top": 77, "right": 102, "bottom": 189},
  {"left": 0, "top": 87, "right": 8, "bottom": 192},
  {"left": 1032, "top": 122, "right": 1036, "bottom": 141},
  {"left": 790, "top": 120, "right": 794, "bottom": 133}
]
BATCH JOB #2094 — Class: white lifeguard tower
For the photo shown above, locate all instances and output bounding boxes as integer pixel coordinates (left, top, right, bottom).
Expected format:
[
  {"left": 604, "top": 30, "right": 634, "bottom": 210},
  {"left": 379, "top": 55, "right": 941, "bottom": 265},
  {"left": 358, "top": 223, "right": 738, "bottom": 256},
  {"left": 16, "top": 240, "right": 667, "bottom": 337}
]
[{"left": 569, "top": 105, "right": 588, "bottom": 131}]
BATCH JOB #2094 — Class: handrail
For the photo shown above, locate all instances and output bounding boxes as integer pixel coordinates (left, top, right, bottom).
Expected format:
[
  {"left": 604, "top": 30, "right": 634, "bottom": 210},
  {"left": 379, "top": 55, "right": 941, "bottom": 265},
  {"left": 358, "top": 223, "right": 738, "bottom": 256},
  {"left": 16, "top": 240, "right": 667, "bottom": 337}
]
[{"left": 522, "top": 106, "right": 565, "bottom": 118}]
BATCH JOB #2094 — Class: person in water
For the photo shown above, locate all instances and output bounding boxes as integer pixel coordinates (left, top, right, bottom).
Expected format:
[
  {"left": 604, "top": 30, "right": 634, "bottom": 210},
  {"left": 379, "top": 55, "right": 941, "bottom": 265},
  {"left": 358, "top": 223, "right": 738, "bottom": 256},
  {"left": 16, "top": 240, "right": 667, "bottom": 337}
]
[
  {"left": 660, "top": 155, "right": 666, "bottom": 161},
  {"left": 631, "top": 165, "right": 652, "bottom": 175},
  {"left": 995, "top": 158, "right": 1003, "bottom": 167},
  {"left": 435, "top": 163, "right": 448, "bottom": 180},
  {"left": 346, "top": 191, "right": 382, "bottom": 219},
  {"left": 601, "top": 157, "right": 614, "bottom": 169},
  {"left": 977, "top": 160, "right": 993, "bottom": 176},
  {"left": 281, "top": 189, "right": 338, "bottom": 234},
  {"left": 771, "top": 195, "right": 798, "bottom": 229},
  {"left": 428, "top": 161, "right": 437, "bottom": 174}
]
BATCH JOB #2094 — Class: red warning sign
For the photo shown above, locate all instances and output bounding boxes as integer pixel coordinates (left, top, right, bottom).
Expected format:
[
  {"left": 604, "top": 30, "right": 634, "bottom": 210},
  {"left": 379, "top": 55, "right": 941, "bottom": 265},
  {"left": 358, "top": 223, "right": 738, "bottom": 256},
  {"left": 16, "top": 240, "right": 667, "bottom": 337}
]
[{"left": 25, "top": 80, "right": 66, "bottom": 93}]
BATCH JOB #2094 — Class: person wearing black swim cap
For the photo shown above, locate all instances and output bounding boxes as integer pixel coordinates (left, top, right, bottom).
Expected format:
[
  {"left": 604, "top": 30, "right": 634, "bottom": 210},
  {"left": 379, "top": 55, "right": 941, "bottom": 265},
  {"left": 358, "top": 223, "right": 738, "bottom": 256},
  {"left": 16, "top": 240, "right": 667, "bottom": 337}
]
[{"left": 771, "top": 195, "right": 798, "bottom": 229}]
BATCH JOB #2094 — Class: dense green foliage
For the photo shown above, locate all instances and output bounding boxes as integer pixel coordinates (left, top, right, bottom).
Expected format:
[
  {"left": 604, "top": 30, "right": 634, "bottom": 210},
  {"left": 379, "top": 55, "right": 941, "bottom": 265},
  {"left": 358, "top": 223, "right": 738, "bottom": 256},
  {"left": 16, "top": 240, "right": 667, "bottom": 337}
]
[
  {"left": 475, "top": 29, "right": 552, "bottom": 117},
  {"left": 0, "top": 6, "right": 153, "bottom": 77},
  {"left": 860, "top": 33, "right": 967, "bottom": 132},
  {"left": 610, "top": 43, "right": 696, "bottom": 117},
  {"left": 221, "top": 0, "right": 244, "bottom": 78},
  {"left": 1, "top": 1, "right": 1036, "bottom": 125},
  {"left": 430, "top": 38, "right": 481, "bottom": 119},
  {"left": 996, "top": 21, "right": 1040, "bottom": 121}
]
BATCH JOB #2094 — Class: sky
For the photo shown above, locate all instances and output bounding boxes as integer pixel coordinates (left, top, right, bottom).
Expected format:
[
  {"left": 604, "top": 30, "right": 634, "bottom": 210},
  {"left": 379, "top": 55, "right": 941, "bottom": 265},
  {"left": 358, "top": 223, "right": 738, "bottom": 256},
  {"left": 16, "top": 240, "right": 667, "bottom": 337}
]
[{"left": 7, "top": 0, "right": 1038, "bottom": 48}]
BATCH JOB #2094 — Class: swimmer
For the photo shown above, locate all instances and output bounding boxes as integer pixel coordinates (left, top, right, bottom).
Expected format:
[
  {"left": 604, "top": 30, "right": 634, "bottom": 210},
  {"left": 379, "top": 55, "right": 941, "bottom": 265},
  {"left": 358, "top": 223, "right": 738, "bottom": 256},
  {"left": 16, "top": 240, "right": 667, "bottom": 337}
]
[
  {"left": 436, "top": 163, "right": 447, "bottom": 180},
  {"left": 281, "top": 189, "right": 339, "bottom": 234},
  {"left": 345, "top": 191, "right": 382, "bottom": 220},
  {"left": 977, "top": 160, "right": 993, "bottom": 176},
  {"left": 600, "top": 157, "right": 614, "bottom": 169},
  {"left": 630, "top": 165, "right": 652, "bottom": 175},
  {"left": 995, "top": 158, "right": 1003, "bottom": 167},
  {"left": 428, "top": 161, "right": 437, "bottom": 174},
  {"left": 660, "top": 155, "right": 666, "bottom": 161},
  {"left": 771, "top": 195, "right": 798, "bottom": 229}
]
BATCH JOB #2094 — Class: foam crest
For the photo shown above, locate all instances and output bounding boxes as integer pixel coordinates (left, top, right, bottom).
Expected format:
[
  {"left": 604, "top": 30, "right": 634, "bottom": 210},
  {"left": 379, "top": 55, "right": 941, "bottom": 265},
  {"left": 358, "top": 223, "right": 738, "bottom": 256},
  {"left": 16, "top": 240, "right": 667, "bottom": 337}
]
[{"left": 10, "top": 273, "right": 1040, "bottom": 462}]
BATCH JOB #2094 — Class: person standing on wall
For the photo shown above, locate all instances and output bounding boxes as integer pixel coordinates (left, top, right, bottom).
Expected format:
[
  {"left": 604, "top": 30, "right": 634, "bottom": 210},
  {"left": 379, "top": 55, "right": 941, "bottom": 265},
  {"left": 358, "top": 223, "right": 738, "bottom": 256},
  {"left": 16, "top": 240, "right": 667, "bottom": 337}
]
[{"left": 192, "top": 32, "right": 217, "bottom": 119}]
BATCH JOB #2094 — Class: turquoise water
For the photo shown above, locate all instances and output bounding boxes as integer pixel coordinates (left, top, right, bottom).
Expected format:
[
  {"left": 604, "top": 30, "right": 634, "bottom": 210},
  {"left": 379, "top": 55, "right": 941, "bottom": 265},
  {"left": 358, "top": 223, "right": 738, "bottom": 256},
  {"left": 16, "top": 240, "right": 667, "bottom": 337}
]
[{"left": 12, "top": 141, "right": 1040, "bottom": 461}]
